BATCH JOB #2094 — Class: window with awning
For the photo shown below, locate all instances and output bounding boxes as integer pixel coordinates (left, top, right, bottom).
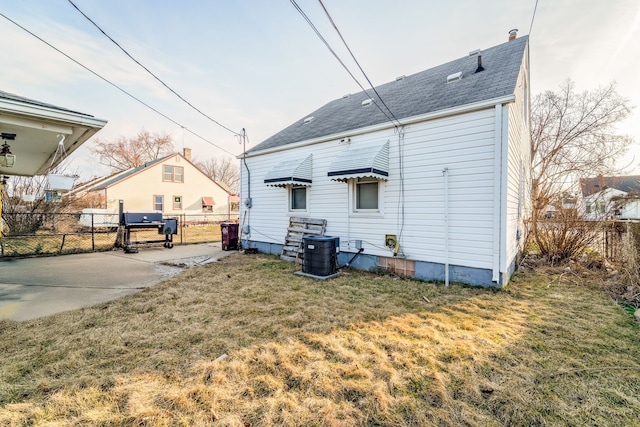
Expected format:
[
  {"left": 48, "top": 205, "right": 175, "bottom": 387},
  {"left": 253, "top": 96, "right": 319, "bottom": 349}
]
[
  {"left": 202, "top": 196, "right": 214, "bottom": 212},
  {"left": 263, "top": 154, "right": 313, "bottom": 187},
  {"left": 327, "top": 141, "right": 389, "bottom": 182}
]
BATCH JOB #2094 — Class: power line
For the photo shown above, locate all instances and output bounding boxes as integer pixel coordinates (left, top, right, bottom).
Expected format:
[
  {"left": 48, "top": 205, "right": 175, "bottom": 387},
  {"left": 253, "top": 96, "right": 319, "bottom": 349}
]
[
  {"left": 0, "top": 12, "right": 237, "bottom": 157},
  {"left": 529, "top": 0, "right": 539, "bottom": 37},
  {"left": 317, "top": 0, "right": 401, "bottom": 127},
  {"left": 289, "top": 0, "right": 399, "bottom": 127},
  {"left": 67, "top": 0, "right": 240, "bottom": 136}
]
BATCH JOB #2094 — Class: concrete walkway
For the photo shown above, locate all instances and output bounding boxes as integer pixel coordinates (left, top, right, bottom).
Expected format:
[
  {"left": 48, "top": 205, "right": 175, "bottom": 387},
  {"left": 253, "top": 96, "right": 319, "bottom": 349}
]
[{"left": 0, "top": 243, "right": 234, "bottom": 321}]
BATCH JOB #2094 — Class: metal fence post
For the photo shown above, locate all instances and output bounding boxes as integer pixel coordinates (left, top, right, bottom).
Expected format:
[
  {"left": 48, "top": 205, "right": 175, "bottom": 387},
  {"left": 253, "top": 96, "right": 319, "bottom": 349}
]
[{"left": 91, "top": 213, "right": 95, "bottom": 251}]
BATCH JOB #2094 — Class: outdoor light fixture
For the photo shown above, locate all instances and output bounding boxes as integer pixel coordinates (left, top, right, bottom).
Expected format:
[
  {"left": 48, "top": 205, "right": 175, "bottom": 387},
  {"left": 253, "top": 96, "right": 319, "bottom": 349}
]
[{"left": 0, "top": 133, "right": 16, "bottom": 168}]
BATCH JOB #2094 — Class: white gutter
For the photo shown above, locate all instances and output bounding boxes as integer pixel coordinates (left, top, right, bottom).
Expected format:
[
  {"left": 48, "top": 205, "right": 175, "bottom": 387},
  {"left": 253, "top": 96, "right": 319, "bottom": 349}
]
[
  {"left": 492, "top": 104, "right": 504, "bottom": 283},
  {"left": 0, "top": 98, "right": 108, "bottom": 129},
  {"left": 240, "top": 95, "right": 516, "bottom": 159}
]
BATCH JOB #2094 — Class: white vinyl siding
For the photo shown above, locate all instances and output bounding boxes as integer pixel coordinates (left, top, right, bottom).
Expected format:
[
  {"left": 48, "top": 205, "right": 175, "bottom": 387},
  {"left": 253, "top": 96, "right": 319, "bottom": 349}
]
[
  {"left": 504, "top": 47, "right": 531, "bottom": 269},
  {"left": 241, "top": 108, "right": 500, "bottom": 270}
]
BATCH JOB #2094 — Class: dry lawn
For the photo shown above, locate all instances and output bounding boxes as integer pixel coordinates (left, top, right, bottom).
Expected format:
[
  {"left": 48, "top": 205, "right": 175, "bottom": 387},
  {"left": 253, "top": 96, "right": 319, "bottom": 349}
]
[{"left": 1, "top": 254, "right": 639, "bottom": 426}]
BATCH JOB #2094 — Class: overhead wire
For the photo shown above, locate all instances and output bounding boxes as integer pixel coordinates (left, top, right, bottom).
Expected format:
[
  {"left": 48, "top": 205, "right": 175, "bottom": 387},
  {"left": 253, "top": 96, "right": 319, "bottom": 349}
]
[
  {"left": 292, "top": 0, "right": 407, "bottom": 247},
  {"left": 529, "top": 0, "right": 539, "bottom": 37},
  {"left": 0, "top": 12, "right": 238, "bottom": 157},
  {"left": 67, "top": 0, "right": 240, "bottom": 136},
  {"left": 289, "top": 0, "right": 399, "bottom": 127},
  {"left": 317, "top": 0, "right": 401, "bottom": 127},
  {"left": 315, "top": 0, "right": 405, "bottom": 244}
]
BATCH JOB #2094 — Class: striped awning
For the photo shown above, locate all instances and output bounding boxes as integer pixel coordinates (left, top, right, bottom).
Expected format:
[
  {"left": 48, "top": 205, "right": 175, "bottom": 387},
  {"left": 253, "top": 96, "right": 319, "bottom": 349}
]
[
  {"left": 264, "top": 154, "right": 313, "bottom": 187},
  {"left": 328, "top": 141, "right": 389, "bottom": 182},
  {"left": 202, "top": 196, "right": 214, "bottom": 206}
]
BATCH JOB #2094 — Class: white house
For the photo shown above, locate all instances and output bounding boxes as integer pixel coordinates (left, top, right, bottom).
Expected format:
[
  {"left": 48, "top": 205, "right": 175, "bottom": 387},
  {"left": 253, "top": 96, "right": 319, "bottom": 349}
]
[
  {"left": 240, "top": 33, "right": 531, "bottom": 287},
  {"left": 579, "top": 175, "right": 640, "bottom": 220},
  {"left": 73, "top": 149, "right": 237, "bottom": 219}
]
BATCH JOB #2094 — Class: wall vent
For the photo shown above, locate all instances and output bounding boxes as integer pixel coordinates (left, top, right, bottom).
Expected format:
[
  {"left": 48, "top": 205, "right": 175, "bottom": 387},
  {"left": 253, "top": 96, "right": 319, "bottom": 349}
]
[
  {"left": 303, "top": 116, "right": 315, "bottom": 124},
  {"left": 361, "top": 98, "right": 373, "bottom": 107},
  {"left": 447, "top": 72, "right": 462, "bottom": 83}
]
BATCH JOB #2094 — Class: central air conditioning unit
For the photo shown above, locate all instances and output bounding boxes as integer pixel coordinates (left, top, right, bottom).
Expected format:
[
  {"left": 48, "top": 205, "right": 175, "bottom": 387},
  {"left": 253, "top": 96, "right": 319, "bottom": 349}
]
[{"left": 302, "top": 235, "right": 339, "bottom": 277}]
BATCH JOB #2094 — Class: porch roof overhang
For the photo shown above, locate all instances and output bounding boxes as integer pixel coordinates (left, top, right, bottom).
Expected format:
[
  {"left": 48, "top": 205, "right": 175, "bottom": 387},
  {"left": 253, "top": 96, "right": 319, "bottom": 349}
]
[
  {"left": 327, "top": 141, "right": 389, "bottom": 182},
  {"left": 264, "top": 154, "right": 313, "bottom": 187},
  {"left": 0, "top": 92, "right": 108, "bottom": 177}
]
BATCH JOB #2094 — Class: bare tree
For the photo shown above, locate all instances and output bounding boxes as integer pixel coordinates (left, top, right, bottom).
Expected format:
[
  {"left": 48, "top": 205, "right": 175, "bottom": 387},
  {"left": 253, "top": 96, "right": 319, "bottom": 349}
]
[
  {"left": 1, "top": 166, "right": 81, "bottom": 234},
  {"left": 92, "top": 130, "right": 175, "bottom": 172},
  {"left": 529, "top": 79, "right": 634, "bottom": 259},
  {"left": 194, "top": 157, "right": 240, "bottom": 193}
]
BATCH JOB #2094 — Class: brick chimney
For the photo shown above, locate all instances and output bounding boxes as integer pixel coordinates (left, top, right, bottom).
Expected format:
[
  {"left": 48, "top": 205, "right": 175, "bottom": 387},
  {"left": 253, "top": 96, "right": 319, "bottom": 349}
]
[
  {"left": 183, "top": 147, "right": 192, "bottom": 161},
  {"left": 508, "top": 29, "right": 518, "bottom": 41}
]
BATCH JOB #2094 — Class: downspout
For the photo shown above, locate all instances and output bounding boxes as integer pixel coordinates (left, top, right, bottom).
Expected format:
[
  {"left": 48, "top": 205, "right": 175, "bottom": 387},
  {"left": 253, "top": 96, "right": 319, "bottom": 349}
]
[
  {"left": 492, "top": 104, "right": 504, "bottom": 283},
  {"left": 443, "top": 167, "right": 449, "bottom": 287},
  {"left": 241, "top": 128, "right": 251, "bottom": 238}
]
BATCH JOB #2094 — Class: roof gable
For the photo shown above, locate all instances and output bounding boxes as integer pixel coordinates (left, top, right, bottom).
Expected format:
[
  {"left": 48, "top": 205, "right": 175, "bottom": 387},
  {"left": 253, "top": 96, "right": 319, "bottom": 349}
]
[
  {"left": 77, "top": 152, "right": 233, "bottom": 195},
  {"left": 580, "top": 175, "right": 640, "bottom": 197},
  {"left": 249, "top": 36, "right": 528, "bottom": 154},
  {"left": 92, "top": 155, "right": 170, "bottom": 189}
]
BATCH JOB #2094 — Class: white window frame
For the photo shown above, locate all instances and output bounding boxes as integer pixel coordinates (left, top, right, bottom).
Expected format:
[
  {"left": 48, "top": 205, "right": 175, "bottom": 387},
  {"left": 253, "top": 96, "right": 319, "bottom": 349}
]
[
  {"left": 289, "top": 185, "right": 308, "bottom": 212},
  {"left": 349, "top": 177, "right": 384, "bottom": 216}
]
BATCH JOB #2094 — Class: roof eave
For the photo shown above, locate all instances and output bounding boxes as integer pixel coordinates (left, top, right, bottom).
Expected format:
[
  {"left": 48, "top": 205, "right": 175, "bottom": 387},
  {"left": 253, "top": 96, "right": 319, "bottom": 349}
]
[
  {"left": 241, "top": 94, "right": 515, "bottom": 158},
  {"left": 0, "top": 97, "right": 107, "bottom": 129}
]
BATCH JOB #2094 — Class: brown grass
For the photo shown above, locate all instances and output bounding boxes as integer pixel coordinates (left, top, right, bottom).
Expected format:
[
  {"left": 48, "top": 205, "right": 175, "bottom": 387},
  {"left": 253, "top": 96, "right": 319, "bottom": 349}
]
[
  {"left": 1, "top": 224, "right": 222, "bottom": 257},
  {"left": 1, "top": 254, "right": 639, "bottom": 426}
]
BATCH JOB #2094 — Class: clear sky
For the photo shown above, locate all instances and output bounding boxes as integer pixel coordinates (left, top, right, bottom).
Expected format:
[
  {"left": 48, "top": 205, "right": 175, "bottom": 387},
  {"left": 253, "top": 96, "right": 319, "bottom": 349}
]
[{"left": 1, "top": 0, "right": 639, "bottom": 180}]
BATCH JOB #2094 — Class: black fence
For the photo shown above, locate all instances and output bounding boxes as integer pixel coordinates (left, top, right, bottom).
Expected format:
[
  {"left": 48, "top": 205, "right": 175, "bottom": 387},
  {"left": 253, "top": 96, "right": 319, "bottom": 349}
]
[{"left": 0, "top": 212, "right": 238, "bottom": 257}]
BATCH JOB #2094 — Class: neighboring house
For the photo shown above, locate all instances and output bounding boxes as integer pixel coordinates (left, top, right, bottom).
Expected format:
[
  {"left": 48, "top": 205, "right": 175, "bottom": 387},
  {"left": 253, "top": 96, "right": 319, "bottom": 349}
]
[
  {"left": 239, "top": 32, "right": 531, "bottom": 287},
  {"left": 72, "top": 149, "right": 236, "bottom": 219},
  {"left": 579, "top": 175, "right": 640, "bottom": 220}
]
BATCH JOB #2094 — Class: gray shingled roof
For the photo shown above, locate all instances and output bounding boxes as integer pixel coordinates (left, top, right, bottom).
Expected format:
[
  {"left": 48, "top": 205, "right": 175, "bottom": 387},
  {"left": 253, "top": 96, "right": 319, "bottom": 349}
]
[
  {"left": 249, "top": 36, "right": 528, "bottom": 154},
  {"left": 0, "top": 90, "right": 93, "bottom": 117},
  {"left": 580, "top": 175, "right": 640, "bottom": 197}
]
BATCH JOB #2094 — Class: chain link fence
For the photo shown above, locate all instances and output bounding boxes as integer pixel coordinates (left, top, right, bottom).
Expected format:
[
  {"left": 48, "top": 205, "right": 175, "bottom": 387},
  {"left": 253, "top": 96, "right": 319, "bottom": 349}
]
[{"left": 0, "top": 212, "right": 238, "bottom": 257}]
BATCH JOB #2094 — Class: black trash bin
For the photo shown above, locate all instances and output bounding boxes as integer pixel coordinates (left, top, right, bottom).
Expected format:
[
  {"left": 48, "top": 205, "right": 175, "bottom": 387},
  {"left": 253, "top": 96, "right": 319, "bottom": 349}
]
[{"left": 220, "top": 222, "right": 239, "bottom": 251}]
